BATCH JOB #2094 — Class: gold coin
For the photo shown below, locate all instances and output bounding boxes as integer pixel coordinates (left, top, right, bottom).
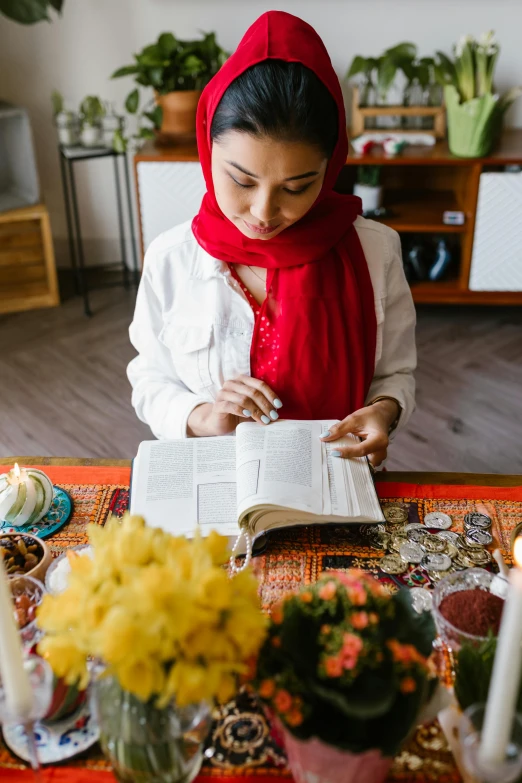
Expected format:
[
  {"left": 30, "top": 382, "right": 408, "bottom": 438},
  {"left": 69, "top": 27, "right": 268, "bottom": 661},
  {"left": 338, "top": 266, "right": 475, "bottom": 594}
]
[
  {"left": 389, "top": 532, "right": 409, "bottom": 553},
  {"left": 380, "top": 554, "right": 408, "bottom": 574},
  {"left": 422, "top": 535, "right": 446, "bottom": 553},
  {"left": 383, "top": 505, "right": 409, "bottom": 524}
]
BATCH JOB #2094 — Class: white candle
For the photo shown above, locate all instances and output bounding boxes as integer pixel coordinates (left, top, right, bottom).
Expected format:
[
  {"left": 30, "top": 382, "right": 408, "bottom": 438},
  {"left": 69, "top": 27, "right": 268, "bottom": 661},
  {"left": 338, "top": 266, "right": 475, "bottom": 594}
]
[
  {"left": 479, "top": 538, "right": 522, "bottom": 764},
  {"left": 0, "top": 555, "right": 33, "bottom": 721}
]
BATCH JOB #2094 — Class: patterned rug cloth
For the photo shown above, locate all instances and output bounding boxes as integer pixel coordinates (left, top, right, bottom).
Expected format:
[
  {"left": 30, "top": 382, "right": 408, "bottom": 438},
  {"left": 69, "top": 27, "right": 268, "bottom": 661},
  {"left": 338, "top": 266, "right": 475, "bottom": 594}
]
[{"left": 1, "top": 463, "right": 521, "bottom": 783}]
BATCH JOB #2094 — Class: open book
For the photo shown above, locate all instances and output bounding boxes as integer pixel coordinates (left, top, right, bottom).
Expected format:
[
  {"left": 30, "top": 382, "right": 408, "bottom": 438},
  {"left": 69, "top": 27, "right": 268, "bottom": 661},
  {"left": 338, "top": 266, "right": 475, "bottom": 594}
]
[{"left": 129, "top": 420, "right": 384, "bottom": 554}]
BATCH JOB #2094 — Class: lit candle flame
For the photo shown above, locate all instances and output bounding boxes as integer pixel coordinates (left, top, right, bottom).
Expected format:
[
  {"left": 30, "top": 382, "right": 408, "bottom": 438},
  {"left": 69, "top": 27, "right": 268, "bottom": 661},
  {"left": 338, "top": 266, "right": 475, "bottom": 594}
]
[
  {"left": 13, "top": 463, "right": 20, "bottom": 479},
  {"left": 514, "top": 537, "right": 522, "bottom": 568}
]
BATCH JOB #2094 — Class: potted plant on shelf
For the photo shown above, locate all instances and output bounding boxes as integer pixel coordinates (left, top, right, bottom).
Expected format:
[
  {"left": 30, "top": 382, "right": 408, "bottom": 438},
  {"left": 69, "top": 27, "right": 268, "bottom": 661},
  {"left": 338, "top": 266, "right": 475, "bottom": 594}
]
[
  {"left": 354, "top": 166, "right": 383, "bottom": 214},
  {"left": 36, "top": 514, "right": 267, "bottom": 783},
  {"left": 0, "top": 0, "right": 64, "bottom": 24},
  {"left": 50, "top": 90, "right": 80, "bottom": 148},
  {"left": 435, "top": 32, "right": 522, "bottom": 157},
  {"left": 347, "top": 43, "right": 417, "bottom": 128},
  {"left": 112, "top": 31, "right": 228, "bottom": 143},
  {"left": 253, "top": 570, "right": 436, "bottom": 783},
  {"left": 79, "top": 95, "right": 105, "bottom": 147}
]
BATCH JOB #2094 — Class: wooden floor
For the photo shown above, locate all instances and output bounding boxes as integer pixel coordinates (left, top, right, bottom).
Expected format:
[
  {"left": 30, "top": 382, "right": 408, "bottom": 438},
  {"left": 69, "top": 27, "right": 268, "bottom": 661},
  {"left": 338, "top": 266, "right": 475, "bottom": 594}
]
[{"left": 1, "top": 287, "right": 521, "bottom": 473}]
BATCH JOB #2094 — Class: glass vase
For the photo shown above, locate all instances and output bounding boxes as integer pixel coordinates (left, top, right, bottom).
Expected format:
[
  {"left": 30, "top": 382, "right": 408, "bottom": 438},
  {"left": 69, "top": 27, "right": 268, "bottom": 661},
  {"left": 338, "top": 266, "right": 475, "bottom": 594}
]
[
  {"left": 359, "top": 78, "right": 377, "bottom": 129},
  {"left": 402, "top": 81, "right": 423, "bottom": 130},
  {"left": 92, "top": 677, "right": 211, "bottom": 783}
]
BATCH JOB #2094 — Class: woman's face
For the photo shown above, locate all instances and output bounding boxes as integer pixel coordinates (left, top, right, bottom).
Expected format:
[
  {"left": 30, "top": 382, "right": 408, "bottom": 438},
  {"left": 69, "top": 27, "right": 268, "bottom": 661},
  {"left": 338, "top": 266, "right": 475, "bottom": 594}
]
[{"left": 211, "top": 131, "right": 328, "bottom": 241}]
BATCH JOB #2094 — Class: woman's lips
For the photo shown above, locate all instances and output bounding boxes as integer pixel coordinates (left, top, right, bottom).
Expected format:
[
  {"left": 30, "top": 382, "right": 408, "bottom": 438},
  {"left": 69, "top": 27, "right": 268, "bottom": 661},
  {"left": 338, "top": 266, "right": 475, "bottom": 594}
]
[{"left": 243, "top": 219, "right": 280, "bottom": 235}]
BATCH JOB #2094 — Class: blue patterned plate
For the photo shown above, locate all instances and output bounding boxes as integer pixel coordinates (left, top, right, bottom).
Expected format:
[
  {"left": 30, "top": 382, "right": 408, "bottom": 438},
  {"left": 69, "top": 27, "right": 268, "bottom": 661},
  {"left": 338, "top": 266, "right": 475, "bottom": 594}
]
[
  {"left": 2, "top": 695, "right": 99, "bottom": 764},
  {"left": 0, "top": 486, "right": 73, "bottom": 539}
]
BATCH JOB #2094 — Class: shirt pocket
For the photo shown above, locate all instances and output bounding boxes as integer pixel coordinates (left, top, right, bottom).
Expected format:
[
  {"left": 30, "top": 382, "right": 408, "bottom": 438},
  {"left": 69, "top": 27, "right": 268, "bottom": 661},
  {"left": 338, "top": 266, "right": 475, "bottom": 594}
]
[
  {"left": 375, "top": 296, "right": 386, "bottom": 366},
  {"left": 159, "top": 321, "right": 213, "bottom": 392}
]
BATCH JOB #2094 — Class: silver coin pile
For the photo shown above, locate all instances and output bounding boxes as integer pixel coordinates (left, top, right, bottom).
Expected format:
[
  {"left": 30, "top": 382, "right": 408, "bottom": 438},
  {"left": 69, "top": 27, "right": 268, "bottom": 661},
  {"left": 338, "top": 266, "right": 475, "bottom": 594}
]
[{"left": 361, "top": 504, "right": 493, "bottom": 581}]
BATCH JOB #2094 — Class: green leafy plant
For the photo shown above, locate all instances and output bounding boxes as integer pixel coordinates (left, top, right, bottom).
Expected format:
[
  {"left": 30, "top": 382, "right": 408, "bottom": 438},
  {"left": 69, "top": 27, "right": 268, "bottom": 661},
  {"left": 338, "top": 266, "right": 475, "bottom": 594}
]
[
  {"left": 454, "top": 635, "right": 522, "bottom": 714},
  {"left": 51, "top": 90, "right": 64, "bottom": 117},
  {"left": 434, "top": 32, "right": 522, "bottom": 156},
  {"left": 253, "top": 571, "right": 436, "bottom": 756},
  {"left": 0, "top": 0, "right": 64, "bottom": 24},
  {"left": 79, "top": 96, "right": 105, "bottom": 127},
  {"left": 347, "top": 42, "right": 417, "bottom": 102},
  {"left": 434, "top": 32, "right": 522, "bottom": 109},
  {"left": 112, "top": 31, "right": 228, "bottom": 107},
  {"left": 356, "top": 166, "right": 381, "bottom": 188}
]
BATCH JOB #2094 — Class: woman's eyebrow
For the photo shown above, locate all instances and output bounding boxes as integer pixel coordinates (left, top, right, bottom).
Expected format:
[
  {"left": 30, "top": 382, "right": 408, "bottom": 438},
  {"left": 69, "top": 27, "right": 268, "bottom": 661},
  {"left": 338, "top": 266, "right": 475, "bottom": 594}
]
[{"left": 226, "top": 161, "right": 318, "bottom": 181}]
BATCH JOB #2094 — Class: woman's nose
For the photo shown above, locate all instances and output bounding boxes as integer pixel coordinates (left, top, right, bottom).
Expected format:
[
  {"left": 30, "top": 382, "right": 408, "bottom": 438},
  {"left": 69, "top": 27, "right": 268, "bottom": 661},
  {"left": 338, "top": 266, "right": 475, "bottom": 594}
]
[{"left": 250, "top": 190, "right": 280, "bottom": 224}]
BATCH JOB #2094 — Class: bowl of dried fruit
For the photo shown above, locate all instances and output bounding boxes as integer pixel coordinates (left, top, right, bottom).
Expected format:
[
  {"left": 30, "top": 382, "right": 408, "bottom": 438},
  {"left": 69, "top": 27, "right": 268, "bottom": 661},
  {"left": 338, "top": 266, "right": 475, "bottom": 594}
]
[{"left": 0, "top": 533, "right": 52, "bottom": 583}]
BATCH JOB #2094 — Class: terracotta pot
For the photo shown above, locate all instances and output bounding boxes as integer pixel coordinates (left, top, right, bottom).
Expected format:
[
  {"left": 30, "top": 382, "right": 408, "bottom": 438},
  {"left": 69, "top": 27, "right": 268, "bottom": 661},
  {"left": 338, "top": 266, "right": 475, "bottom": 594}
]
[
  {"left": 1, "top": 532, "right": 51, "bottom": 583},
  {"left": 155, "top": 90, "right": 202, "bottom": 143},
  {"left": 282, "top": 726, "right": 392, "bottom": 783}
]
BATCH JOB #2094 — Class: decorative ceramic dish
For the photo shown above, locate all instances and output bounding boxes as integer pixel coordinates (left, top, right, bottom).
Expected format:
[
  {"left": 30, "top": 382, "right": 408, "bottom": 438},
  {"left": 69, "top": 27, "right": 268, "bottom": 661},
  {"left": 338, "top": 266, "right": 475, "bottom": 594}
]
[
  {"left": 2, "top": 696, "right": 99, "bottom": 764},
  {"left": 0, "top": 486, "right": 73, "bottom": 539}
]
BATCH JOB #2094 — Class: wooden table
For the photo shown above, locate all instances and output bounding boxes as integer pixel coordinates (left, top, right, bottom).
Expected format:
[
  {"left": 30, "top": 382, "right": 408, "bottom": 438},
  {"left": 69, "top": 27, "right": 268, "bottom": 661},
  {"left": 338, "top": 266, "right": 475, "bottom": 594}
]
[{"left": 1, "top": 460, "right": 521, "bottom": 783}]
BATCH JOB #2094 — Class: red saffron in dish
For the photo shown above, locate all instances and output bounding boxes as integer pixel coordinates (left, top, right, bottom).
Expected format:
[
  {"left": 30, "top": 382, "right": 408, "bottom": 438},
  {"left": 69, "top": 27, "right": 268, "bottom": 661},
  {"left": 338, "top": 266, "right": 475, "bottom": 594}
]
[{"left": 439, "top": 589, "right": 504, "bottom": 636}]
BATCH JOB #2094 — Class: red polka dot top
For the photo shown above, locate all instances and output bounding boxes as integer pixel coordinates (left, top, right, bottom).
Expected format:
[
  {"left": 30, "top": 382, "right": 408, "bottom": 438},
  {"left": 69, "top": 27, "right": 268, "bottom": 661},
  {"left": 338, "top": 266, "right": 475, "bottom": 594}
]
[{"left": 229, "top": 265, "right": 280, "bottom": 387}]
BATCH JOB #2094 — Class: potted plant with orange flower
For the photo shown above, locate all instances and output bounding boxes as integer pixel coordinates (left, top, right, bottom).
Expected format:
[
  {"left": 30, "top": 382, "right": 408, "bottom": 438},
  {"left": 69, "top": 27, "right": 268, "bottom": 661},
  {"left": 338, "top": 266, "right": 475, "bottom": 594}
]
[{"left": 253, "top": 570, "right": 436, "bottom": 783}]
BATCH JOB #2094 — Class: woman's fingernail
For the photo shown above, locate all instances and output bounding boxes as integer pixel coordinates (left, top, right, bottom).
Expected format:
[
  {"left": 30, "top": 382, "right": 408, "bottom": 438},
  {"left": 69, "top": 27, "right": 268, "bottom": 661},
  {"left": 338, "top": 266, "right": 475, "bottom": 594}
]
[
  {"left": 320, "top": 430, "right": 331, "bottom": 439},
  {"left": 273, "top": 399, "right": 283, "bottom": 409},
  {"left": 242, "top": 409, "right": 252, "bottom": 417},
  {"left": 270, "top": 410, "right": 279, "bottom": 420},
  {"left": 331, "top": 450, "right": 342, "bottom": 458},
  {"left": 261, "top": 415, "right": 271, "bottom": 424}
]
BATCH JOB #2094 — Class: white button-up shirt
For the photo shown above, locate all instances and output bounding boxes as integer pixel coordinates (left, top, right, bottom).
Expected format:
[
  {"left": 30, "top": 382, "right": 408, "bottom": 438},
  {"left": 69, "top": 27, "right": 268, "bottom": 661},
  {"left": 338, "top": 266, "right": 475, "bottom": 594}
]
[{"left": 128, "top": 216, "right": 416, "bottom": 440}]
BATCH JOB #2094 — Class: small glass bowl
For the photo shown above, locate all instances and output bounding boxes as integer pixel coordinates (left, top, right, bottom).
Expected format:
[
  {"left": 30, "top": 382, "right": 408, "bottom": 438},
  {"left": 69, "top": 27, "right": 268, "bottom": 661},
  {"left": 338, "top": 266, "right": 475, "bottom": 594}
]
[
  {"left": 9, "top": 574, "right": 46, "bottom": 650},
  {"left": 431, "top": 568, "right": 508, "bottom": 686},
  {"left": 432, "top": 568, "right": 507, "bottom": 650},
  {"left": 44, "top": 544, "right": 93, "bottom": 595}
]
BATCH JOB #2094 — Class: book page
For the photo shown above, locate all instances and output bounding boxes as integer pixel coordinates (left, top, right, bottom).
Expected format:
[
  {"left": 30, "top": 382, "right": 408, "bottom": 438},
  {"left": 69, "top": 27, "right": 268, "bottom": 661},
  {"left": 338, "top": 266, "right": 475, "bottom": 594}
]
[
  {"left": 236, "top": 420, "right": 323, "bottom": 520},
  {"left": 130, "top": 438, "right": 240, "bottom": 538}
]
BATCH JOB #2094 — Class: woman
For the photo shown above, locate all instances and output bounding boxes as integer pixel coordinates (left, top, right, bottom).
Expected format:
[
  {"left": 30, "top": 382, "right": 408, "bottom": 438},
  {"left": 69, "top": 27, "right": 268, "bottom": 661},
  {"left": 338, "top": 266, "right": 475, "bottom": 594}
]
[{"left": 128, "top": 11, "right": 416, "bottom": 467}]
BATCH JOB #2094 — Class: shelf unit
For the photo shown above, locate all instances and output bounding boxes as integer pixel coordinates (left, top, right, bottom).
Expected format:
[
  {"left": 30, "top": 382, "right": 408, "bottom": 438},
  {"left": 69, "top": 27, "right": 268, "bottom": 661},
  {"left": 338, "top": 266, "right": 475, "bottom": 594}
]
[{"left": 134, "top": 130, "right": 522, "bottom": 305}]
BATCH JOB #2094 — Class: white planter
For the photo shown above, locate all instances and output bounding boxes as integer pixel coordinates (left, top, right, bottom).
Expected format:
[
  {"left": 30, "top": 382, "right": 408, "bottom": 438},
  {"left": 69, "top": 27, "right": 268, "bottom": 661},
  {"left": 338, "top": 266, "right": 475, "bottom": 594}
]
[
  {"left": 81, "top": 124, "right": 101, "bottom": 148},
  {"left": 353, "top": 184, "right": 383, "bottom": 214}
]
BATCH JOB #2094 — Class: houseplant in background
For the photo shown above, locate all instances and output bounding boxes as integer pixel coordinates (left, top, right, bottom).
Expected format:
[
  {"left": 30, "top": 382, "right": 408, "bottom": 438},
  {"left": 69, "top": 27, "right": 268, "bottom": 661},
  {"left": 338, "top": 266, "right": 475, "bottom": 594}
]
[
  {"left": 253, "top": 570, "right": 436, "bottom": 783},
  {"left": 347, "top": 43, "right": 417, "bottom": 128},
  {"left": 51, "top": 90, "right": 80, "bottom": 147},
  {"left": 0, "top": 0, "right": 64, "bottom": 24},
  {"left": 112, "top": 31, "right": 228, "bottom": 143},
  {"left": 435, "top": 31, "right": 522, "bottom": 157},
  {"left": 79, "top": 95, "right": 105, "bottom": 147},
  {"left": 354, "top": 166, "right": 383, "bottom": 214},
  {"left": 36, "top": 514, "right": 267, "bottom": 783}
]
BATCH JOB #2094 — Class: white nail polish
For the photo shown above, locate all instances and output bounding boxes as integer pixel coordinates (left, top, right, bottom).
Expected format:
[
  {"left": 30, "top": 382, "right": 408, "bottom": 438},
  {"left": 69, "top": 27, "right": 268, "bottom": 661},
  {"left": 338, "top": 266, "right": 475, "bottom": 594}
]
[
  {"left": 273, "top": 399, "right": 283, "bottom": 409},
  {"left": 261, "top": 415, "right": 270, "bottom": 424},
  {"left": 270, "top": 410, "right": 279, "bottom": 420},
  {"left": 242, "top": 409, "right": 252, "bottom": 417}
]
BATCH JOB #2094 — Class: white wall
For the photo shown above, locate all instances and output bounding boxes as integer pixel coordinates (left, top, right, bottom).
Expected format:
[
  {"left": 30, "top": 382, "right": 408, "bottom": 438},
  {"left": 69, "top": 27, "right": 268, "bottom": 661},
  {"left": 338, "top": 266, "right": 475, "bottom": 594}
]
[{"left": 1, "top": 0, "right": 521, "bottom": 266}]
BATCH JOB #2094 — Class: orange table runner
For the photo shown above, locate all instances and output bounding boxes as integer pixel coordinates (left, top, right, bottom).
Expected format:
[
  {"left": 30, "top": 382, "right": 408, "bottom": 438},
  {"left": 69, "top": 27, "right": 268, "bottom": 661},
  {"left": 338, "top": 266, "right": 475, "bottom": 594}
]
[{"left": 1, "top": 463, "right": 521, "bottom": 782}]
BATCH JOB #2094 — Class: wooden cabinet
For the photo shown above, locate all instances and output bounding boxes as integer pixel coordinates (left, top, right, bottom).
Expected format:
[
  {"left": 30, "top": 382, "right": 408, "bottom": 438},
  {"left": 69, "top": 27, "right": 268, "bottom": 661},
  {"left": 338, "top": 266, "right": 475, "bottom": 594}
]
[{"left": 134, "top": 131, "right": 522, "bottom": 305}]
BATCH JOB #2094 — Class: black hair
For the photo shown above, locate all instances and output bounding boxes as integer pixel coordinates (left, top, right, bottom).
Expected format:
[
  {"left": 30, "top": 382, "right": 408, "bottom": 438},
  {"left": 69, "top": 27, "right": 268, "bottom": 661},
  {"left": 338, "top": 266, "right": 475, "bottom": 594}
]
[{"left": 210, "top": 60, "right": 338, "bottom": 159}]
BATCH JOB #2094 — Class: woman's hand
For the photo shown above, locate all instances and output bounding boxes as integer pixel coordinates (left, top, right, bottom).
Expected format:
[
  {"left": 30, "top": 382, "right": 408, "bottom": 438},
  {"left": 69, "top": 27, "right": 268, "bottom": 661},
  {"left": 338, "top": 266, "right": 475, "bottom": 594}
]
[
  {"left": 320, "top": 399, "right": 400, "bottom": 467},
  {"left": 187, "top": 375, "right": 283, "bottom": 437}
]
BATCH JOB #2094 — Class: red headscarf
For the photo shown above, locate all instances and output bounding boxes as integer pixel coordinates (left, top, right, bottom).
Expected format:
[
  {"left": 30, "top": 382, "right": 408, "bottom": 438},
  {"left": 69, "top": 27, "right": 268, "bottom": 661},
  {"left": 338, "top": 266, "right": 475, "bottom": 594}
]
[{"left": 192, "top": 11, "right": 376, "bottom": 420}]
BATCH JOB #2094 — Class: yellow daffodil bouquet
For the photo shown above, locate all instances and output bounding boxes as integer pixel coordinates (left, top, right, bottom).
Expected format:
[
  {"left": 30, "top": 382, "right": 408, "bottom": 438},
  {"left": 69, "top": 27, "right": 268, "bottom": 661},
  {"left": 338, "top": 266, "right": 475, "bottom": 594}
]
[
  {"left": 37, "top": 514, "right": 267, "bottom": 707},
  {"left": 37, "top": 515, "right": 267, "bottom": 780}
]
